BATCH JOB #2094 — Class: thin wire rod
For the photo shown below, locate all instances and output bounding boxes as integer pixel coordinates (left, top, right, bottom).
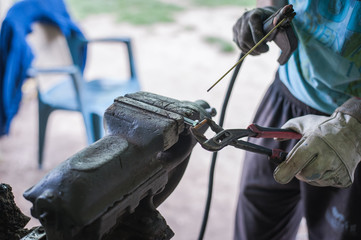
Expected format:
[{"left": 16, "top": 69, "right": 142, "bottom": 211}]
[{"left": 207, "top": 17, "right": 286, "bottom": 92}]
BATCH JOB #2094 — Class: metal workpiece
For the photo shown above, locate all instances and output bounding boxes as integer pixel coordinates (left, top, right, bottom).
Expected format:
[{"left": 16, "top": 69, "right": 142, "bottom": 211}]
[{"left": 23, "top": 92, "right": 214, "bottom": 240}]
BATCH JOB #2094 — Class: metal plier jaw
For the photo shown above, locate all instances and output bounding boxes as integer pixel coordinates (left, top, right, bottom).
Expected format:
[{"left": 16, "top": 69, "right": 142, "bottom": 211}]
[{"left": 190, "top": 118, "right": 302, "bottom": 164}]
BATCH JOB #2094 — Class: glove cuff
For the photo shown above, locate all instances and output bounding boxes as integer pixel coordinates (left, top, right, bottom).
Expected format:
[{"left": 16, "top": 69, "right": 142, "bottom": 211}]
[{"left": 335, "top": 98, "right": 361, "bottom": 123}]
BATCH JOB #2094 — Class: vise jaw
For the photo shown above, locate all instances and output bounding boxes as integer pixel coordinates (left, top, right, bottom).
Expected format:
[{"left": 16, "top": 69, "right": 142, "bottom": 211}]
[{"left": 23, "top": 92, "right": 214, "bottom": 240}]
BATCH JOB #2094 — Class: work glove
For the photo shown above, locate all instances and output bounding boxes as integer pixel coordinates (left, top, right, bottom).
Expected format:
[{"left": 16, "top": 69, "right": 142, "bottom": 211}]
[
  {"left": 232, "top": 7, "right": 276, "bottom": 55},
  {"left": 273, "top": 98, "right": 361, "bottom": 188}
]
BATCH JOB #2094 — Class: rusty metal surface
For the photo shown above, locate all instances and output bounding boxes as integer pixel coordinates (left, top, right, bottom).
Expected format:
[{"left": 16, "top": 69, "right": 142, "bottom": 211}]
[
  {"left": 0, "top": 183, "right": 31, "bottom": 240},
  {"left": 21, "top": 227, "right": 47, "bottom": 240},
  {"left": 23, "top": 92, "right": 213, "bottom": 240}
]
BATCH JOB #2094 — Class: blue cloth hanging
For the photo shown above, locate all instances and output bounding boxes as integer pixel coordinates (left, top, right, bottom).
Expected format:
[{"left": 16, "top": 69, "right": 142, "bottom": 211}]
[{"left": 0, "top": 0, "right": 86, "bottom": 135}]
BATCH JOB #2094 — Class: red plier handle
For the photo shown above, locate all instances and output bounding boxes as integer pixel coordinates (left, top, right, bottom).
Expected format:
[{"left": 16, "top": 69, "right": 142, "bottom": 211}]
[
  {"left": 190, "top": 119, "right": 302, "bottom": 164},
  {"left": 248, "top": 124, "right": 302, "bottom": 139}
]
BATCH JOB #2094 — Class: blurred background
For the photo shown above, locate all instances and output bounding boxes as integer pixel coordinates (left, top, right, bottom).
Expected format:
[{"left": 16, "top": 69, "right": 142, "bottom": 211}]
[{"left": 0, "top": 0, "right": 307, "bottom": 239}]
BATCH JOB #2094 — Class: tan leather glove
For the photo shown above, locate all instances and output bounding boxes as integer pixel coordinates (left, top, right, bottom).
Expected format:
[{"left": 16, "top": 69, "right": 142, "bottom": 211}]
[{"left": 274, "top": 98, "right": 361, "bottom": 188}]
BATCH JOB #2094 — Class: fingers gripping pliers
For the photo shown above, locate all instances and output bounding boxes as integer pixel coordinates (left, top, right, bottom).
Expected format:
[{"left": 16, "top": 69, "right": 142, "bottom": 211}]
[{"left": 189, "top": 118, "right": 302, "bottom": 164}]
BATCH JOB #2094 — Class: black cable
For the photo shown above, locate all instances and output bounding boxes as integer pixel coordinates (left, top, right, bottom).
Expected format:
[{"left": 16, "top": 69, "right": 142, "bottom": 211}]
[{"left": 198, "top": 52, "right": 245, "bottom": 240}]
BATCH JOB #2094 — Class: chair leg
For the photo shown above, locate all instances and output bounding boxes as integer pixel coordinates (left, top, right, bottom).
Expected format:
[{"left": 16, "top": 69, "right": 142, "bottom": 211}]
[
  {"left": 38, "top": 102, "right": 53, "bottom": 169},
  {"left": 82, "top": 113, "right": 104, "bottom": 145},
  {"left": 91, "top": 113, "right": 104, "bottom": 142}
]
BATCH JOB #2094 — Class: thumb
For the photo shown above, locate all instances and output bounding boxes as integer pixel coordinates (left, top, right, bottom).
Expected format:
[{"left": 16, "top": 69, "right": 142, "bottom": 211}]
[{"left": 282, "top": 115, "right": 330, "bottom": 135}]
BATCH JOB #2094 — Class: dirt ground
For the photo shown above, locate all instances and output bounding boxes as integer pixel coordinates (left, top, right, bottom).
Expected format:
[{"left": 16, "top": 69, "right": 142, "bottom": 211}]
[{"left": 0, "top": 5, "right": 308, "bottom": 240}]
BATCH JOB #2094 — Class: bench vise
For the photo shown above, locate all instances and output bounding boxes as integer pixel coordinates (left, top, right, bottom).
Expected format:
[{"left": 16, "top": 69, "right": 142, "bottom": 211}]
[{"left": 23, "top": 92, "right": 215, "bottom": 240}]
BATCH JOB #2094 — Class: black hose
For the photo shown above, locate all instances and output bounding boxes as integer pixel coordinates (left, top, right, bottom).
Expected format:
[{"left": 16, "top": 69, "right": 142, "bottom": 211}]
[{"left": 198, "top": 52, "right": 245, "bottom": 240}]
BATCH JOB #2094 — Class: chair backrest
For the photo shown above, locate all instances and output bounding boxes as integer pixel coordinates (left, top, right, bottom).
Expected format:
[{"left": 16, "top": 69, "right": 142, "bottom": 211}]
[
  {"left": 66, "top": 30, "right": 87, "bottom": 70},
  {"left": 27, "top": 23, "right": 73, "bottom": 67},
  {"left": 26, "top": 23, "right": 74, "bottom": 92}
]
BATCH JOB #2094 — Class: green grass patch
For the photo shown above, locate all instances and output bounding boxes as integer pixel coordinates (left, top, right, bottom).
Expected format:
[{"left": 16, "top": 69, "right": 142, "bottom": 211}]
[
  {"left": 192, "top": 0, "right": 256, "bottom": 7},
  {"left": 66, "top": 0, "right": 183, "bottom": 25},
  {"left": 203, "top": 36, "right": 235, "bottom": 53},
  {"left": 66, "top": 0, "right": 256, "bottom": 25}
]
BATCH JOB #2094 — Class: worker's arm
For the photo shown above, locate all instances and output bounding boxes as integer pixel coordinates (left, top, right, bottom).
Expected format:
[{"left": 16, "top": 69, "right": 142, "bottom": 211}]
[
  {"left": 274, "top": 98, "right": 361, "bottom": 188},
  {"left": 232, "top": 1, "right": 288, "bottom": 54}
]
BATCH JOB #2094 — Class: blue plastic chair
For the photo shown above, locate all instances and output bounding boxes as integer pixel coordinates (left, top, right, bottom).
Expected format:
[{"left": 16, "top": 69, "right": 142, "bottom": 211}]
[{"left": 27, "top": 23, "right": 140, "bottom": 168}]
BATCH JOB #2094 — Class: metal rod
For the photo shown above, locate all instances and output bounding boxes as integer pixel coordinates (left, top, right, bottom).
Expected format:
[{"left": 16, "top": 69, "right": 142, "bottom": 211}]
[{"left": 207, "top": 17, "right": 286, "bottom": 92}]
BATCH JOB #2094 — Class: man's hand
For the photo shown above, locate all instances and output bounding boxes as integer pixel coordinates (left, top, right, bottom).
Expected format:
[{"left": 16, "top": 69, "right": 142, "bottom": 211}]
[
  {"left": 232, "top": 7, "right": 276, "bottom": 55},
  {"left": 273, "top": 99, "right": 361, "bottom": 188}
]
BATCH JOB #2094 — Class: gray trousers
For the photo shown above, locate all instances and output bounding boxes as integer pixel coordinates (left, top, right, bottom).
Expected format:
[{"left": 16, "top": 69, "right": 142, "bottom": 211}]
[{"left": 234, "top": 75, "right": 361, "bottom": 240}]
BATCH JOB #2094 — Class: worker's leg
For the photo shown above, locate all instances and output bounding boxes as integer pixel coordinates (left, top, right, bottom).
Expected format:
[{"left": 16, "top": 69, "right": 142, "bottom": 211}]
[
  {"left": 302, "top": 166, "right": 361, "bottom": 240},
  {"left": 234, "top": 74, "right": 325, "bottom": 240}
]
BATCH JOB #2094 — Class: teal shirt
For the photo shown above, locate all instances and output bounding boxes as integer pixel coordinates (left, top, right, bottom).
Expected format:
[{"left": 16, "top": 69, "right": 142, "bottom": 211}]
[{"left": 279, "top": 0, "right": 361, "bottom": 114}]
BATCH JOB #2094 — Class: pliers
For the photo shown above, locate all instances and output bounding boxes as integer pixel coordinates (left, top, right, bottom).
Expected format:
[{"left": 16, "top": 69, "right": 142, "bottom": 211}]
[{"left": 189, "top": 118, "right": 302, "bottom": 164}]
